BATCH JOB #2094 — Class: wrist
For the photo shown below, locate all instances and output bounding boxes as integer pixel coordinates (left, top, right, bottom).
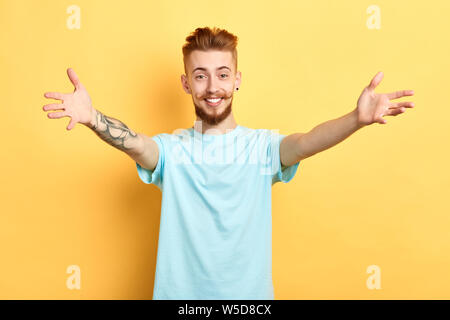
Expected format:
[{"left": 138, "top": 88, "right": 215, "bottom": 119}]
[
  {"left": 352, "top": 108, "right": 366, "bottom": 130},
  {"left": 88, "top": 108, "right": 98, "bottom": 128}
]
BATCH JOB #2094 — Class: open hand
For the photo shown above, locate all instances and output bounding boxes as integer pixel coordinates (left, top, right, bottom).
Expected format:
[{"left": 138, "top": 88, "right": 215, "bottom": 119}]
[
  {"left": 43, "top": 68, "right": 94, "bottom": 130},
  {"left": 356, "top": 71, "right": 415, "bottom": 126}
]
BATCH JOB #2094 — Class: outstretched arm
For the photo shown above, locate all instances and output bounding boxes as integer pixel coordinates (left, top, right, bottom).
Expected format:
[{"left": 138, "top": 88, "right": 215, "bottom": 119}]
[
  {"left": 280, "top": 71, "right": 415, "bottom": 167},
  {"left": 42, "top": 68, "right": 145, "bottom": 155}
]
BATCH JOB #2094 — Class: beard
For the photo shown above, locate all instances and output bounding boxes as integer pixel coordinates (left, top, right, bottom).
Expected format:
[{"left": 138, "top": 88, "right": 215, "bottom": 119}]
[{"left": 194, "top": 95, "right": 234, "bottom": 126}]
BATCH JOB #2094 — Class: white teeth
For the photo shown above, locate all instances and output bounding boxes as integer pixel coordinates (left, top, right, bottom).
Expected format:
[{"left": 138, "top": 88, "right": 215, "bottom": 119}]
[{"left": 206, "top": 98, "right": 221, "bottom": 103}]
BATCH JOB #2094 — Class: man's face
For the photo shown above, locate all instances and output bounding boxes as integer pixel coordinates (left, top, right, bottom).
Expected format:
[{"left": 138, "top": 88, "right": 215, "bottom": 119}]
[{"left": 181, "top": 50, "right": 241, "bottom": 126}]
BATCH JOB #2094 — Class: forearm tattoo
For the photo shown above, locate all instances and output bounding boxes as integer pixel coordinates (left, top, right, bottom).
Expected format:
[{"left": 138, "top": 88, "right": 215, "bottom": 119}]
[{"left": 89, "top": 109, "right": 139, "bottom": 152}]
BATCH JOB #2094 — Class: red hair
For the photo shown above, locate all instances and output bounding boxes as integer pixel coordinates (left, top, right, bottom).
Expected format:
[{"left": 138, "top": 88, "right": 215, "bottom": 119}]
[{"left": 182, "top": 26, "right": 239, "bottom": 75}]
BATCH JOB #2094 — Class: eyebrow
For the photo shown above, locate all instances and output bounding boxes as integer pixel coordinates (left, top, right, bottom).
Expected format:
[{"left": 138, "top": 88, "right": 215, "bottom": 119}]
[{"left": 192, "top": 66, "right": 231, "bottom": 73}]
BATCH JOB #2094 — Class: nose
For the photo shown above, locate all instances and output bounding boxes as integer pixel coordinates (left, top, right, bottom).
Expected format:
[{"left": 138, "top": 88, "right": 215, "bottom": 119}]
[{"left": 206, "top": 75, "right": 220, "bottom": 94}]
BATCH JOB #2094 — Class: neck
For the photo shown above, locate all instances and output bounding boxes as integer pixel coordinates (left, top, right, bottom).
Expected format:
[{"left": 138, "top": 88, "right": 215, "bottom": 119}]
[{"left": 193, "top": 113, "right": 238, "bottom": 135}]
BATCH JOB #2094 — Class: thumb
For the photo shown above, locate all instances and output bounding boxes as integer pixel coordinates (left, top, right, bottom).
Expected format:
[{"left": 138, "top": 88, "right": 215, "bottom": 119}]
[
  {"left": 67, "top": 68, "right": 82, "bottom": 90},
  {"left": 368, "top": 71, "right": 384, "bottom": 91}
]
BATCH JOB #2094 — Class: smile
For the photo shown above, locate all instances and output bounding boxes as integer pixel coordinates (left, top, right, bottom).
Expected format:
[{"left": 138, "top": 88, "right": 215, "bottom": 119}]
[{"left": 204, "top": 98, "right": 223, "bottom": 106}]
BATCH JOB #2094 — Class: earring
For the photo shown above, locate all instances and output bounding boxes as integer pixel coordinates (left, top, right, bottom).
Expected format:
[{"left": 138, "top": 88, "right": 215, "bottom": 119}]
[{"left": 236, "top": 88, "right": 239, "bottom": 91}]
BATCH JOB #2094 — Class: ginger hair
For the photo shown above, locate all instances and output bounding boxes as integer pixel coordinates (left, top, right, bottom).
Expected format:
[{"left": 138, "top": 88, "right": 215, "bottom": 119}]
[{"left": 182, "top": 26, "right": 238, "bottom": 76}]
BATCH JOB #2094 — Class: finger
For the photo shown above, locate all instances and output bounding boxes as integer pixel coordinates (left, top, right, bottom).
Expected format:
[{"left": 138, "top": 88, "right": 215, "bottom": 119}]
[
  {"left": 376, "top": 104, "right": 388, "bottom": 124},
  {"left": 368, "top": 71, "right": 384, "bottom": 91},
  {"left": 67, "top": 68, "right": 82, "bottom": 90},
  {"left": 375, "top": 96, "right": 390, "bottom": 124},
  {"left": 389, "top": 101, "right": 415, "bottom": 109},
  {"left": 386, "top": 90, "right": 414, "bottom": 100},
  {"left": 374, "top": 110, "right": 387, "bottom": 124},
  {"left": 47, "top": 111, "right": 68, "bottom": 119},
  {"left": 44, "top": 92, "right": 66, "bottom": 101},
  {"left": 67, "top": 117, "right": 77, "bottom": 131},
  {"left": 385, "top": 107, "right": 405, "bottom": 116},
  {"left": 43, "top": 103, "right": 65, "bottom": 111}
]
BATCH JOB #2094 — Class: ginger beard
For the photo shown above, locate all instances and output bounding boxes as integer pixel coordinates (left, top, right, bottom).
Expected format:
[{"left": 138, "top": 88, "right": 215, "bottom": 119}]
[{"left": 193, "top": 91, "right": 234, "bottom": 126}]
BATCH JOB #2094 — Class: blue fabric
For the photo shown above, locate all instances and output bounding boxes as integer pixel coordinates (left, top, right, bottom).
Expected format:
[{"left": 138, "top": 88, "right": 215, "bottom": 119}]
[{"left": 136, "top": 125, "right": 300, "bottom": 299}]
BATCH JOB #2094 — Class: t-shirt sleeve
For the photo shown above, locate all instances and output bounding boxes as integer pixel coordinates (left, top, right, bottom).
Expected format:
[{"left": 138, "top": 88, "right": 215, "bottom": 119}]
[
  {"left": 269, "top": 132, "right": 300, "bottom": 185},
  {"left": 135, "top": 135, "right": 164, "bottom": 190}
]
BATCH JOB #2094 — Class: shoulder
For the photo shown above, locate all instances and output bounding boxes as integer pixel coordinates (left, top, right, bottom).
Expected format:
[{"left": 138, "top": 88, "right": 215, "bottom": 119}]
[{"left": 154, "top": 128, "right": 192, "bottom": 143}]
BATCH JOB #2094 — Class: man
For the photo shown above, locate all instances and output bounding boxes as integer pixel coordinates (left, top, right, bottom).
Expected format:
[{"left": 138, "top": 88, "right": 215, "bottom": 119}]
[{"left": 43, "top": 26, "right": 415, "bottom": 300}]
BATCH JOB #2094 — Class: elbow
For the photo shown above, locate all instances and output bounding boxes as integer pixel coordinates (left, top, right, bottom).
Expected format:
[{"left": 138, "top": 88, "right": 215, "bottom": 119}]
[
  {"left": 295, "top": 133, "right": 308, "bottom": 161},
  {"left": 125, "top": 133, "right": 145, "bottom": 156}
]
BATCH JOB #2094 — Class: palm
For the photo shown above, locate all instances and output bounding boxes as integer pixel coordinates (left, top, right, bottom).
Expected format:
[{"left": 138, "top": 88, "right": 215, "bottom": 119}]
[
  {"left": 356, "top": 71, "right": 415, "bottom": 126},
  {"left": 63, "top": 86, "right": 93, "bottom": 124},
  {"left": 43, "top": 68, "right": 94, "bottom": 130}
]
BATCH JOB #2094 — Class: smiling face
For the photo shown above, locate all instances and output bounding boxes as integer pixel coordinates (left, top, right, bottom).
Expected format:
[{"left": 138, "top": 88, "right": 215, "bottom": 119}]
[{"left": 181, "top": 50, "right": 241, "bottom": 126}]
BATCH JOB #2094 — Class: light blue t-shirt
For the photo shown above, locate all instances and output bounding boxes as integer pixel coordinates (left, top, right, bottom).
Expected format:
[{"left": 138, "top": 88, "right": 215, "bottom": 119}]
[{"left": 135, "top": 124, "right": 300, "bottom": 299}]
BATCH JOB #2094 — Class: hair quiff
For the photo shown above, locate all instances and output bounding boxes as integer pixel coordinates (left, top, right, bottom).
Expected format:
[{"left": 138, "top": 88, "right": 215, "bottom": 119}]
[{"left": 182, "top": 26, "right": 238, "bottom": 75}]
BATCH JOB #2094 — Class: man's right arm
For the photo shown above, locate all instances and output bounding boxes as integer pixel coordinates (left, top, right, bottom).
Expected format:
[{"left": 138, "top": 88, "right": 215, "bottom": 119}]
[
  {"left": 86, "top": 108, "right": 159, "bottom": 171},
  {"left": 43, "top": 68, "right": 158, "bottom": 172}
]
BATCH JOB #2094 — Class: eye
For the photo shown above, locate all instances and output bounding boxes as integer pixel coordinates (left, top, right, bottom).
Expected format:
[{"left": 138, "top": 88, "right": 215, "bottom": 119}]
[
  {"left": 196, "top": 75, "right": 205, "bottom": 79},
  {"left": 220, "top": 74, "right": 229, "bottom": 78}
]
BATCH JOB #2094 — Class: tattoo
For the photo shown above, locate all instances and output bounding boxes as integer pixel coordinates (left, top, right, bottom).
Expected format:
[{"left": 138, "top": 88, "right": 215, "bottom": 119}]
[{"left": 89, "top": 109, "right": 139, "bottom": 152}]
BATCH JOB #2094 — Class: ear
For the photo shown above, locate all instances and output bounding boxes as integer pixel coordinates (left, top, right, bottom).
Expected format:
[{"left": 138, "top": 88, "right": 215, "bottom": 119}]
[
  {"left": 235, "top": 71, "right": 242, "bottom": 90},
  {"left": 181, "top": 74, "right": 191, "bottom": 94}
]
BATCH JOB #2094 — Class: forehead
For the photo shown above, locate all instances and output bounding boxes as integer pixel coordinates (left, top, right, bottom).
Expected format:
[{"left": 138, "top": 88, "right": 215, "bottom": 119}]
[{"left": 187, "top": 50, "right": 233, "bottom": 72}]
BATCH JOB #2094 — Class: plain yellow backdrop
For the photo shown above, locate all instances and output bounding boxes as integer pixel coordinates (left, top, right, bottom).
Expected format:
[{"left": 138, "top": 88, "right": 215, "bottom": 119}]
[{"left": 1, "top": 0, "right": 449, "bottom": 299}]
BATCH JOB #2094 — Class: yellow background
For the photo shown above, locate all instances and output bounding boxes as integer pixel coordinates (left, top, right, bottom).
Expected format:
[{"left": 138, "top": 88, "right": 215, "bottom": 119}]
[{"left": 1, "top": 0, "right": 449, "bottom": 299}]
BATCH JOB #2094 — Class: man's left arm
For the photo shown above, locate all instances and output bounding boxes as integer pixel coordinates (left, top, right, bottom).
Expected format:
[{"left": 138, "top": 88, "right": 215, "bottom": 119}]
[{"left": 280, "top": 71, "right": 415, "bottom": 167}]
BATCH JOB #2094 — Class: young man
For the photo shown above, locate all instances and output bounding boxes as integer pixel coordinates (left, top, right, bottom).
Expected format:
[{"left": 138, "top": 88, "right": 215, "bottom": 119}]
[{"left": 43, "top": 27, "right": 415, "bottom": 300}]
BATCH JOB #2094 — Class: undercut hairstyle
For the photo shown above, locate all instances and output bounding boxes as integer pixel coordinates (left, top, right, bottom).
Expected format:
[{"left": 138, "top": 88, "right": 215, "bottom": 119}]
[{"left": 182, "top": 26, "right": 239, "bottom": 76}]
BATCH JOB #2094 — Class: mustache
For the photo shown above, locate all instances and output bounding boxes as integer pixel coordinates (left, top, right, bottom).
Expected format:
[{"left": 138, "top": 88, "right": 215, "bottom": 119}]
[{"left": 201, "top": 92, "right": 232, "bottom": 100}]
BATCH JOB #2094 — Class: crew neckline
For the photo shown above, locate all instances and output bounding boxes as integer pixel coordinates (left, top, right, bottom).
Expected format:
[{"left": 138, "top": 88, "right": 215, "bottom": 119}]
[{"left": 190, "top": 125, "right": 242, "bottom": 139}]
